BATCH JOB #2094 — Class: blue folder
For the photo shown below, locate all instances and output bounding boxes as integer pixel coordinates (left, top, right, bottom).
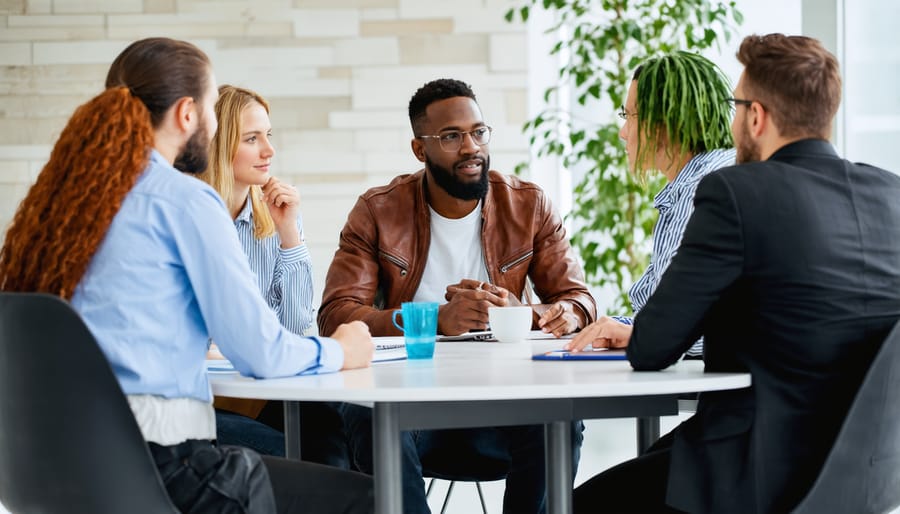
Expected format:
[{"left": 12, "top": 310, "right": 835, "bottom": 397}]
[{"left": 532, "top": 349, "right": 627, "bottom": 361}]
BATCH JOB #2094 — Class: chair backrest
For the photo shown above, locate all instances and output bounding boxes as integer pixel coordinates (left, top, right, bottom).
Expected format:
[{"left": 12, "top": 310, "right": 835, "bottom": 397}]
[
  {"left": 792, "top": 319, "right": 900, "bottom": 514},
  {"left": 0, "top": 292, "right": 177, "bottom": 514}
]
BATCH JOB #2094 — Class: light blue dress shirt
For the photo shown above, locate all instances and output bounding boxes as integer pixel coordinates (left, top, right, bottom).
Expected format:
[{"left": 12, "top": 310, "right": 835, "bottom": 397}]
[
  {"left": 614, "top": 148, "right": 736, "bottom": 356},
  {"left": 71, "top": 150, "right": 343, "bottom": 403},
  {"left": 233, "top": 198, "right": 315, "bottom": 334}
]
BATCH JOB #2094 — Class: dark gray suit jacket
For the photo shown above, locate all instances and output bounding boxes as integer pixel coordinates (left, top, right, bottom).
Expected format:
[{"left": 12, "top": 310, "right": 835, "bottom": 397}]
[{"left": 629, "top": 139, "right": 900, "bottom": 513}]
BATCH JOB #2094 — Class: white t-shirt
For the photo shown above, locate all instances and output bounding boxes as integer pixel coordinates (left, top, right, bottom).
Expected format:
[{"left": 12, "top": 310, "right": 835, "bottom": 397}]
[{"left": 412, "top": 203, "right": 490, "bottom": 303}]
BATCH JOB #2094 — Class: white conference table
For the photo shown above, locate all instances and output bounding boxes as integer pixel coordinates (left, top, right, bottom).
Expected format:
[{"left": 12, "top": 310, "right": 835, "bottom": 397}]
[{"left": 210, "top": 337, "right": 750, "bottom": 514}]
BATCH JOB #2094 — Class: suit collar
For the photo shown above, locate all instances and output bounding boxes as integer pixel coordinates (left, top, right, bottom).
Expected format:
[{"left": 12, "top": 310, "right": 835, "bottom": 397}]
[{"left": 768, "top": 138, "right": 839, "bottom": 162}]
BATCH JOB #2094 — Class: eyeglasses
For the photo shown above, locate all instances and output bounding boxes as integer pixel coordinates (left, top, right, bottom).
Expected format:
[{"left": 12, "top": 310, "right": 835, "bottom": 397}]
[
  {"left": 417, "top": 126, "right": 493, "bottom": 152},
  {"left": 617, "top": 106, "right": 638, "bottom": 121},
  {"left": 726, "top": 97, "right": 754, "bottom": 108}
]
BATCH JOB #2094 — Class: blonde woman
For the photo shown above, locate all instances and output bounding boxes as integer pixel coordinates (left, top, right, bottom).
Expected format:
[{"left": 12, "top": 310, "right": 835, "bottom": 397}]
[
  {"left": 201, "top": 85, "right": 314, "bottom": 334},
  {"left": 202, "top": 86, "right": 346, "bottom": 464}
]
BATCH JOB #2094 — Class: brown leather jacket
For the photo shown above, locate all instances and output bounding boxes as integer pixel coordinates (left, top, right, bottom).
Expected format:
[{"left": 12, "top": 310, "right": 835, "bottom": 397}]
[{"left": 318, "top": 170, "right": 597, "bottom": 336}]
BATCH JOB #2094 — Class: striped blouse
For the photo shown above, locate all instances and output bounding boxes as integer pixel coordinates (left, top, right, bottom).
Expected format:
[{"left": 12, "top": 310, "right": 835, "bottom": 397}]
[
  {"left": 233, "top": 197, "right": 315, "bottom": 335},
  {"left": 616, "top": 148, "right": 736, "bottom": 356}
]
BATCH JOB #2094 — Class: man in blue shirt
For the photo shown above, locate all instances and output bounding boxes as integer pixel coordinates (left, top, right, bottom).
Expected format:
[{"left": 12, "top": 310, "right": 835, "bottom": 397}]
[{"left": 0, "top": 37, "right": 374, "bottom": 514}]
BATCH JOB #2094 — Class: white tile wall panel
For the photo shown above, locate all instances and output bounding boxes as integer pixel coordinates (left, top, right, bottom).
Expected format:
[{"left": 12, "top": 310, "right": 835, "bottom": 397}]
[
  {"left": 278, "top": 128, "right": 355, "bottom": 150},
  {"left": 360, "top": 8, "right": 399, "bottom": 21},
  {"left": 276, "top": 148, "right": 364, "bottom": 173},
  {"left": 293, "top": 9, "right": 360, "bottom": 38},
  {"left": 0, "top": 144, "right": 52, "bottom": 160},
  {"left": 25, "top": 0, "right": 52, "bottom": 14},
  {"left": 489, "top": 33, "right": 527, "bottom": 72},
  {"left": 451, "top": 7, "right": 525, "bottom": 34},
  {"left": 8, "top": 14, "right": 104, "bottom": 27},
  {"left": 349, "top": 77, "right": 410, "bottom": 109},
  {"left": 0, "top": 161, "right": 30, "bottom": 183},
  {"left": 52, "top": 0, "right": 141, "bottom": 14},
  {"left": 362, "top": 150, "right": 418, "bottom": 173},
  {"left": 329, "top": 109, "right": 408, "bottom": 129},
  {"left": 0, "top": 43, "right": 30, "bottom": 65},
  {"left": 33, "top": 40, "right": 129, "bottom": 65},
  {"left": 0, "top": 26, "right": 105, "bottom": 40},
  {"left": 352, "top": 128, "right": 409, "bottom": 151},
  {"left": 334, "top": 37, "right": 399, "bottom": 66},
  {"left": 397, "top": 0, "right": 483, "bottom": 19}
]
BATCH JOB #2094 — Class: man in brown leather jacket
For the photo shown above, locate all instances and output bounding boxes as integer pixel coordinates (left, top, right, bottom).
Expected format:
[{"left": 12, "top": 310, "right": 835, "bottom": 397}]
[{"left": 318, "top": 79, "right": 596, "bottom": 514}]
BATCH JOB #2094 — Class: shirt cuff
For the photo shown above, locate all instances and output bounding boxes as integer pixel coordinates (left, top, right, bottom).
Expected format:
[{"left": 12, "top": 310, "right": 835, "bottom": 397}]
[
  {"left": 279, "top": 243, "right": 311, "bottom": 268},
  {"left": 312, "top": 336, "right": 344, "bottom": 373},
  {"left": 611, "top": 315, "right": 634, "bottom": 325}
]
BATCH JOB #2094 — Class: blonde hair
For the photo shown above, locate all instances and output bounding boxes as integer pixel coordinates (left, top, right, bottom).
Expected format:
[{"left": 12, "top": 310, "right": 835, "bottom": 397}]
[{"left": 200, "top": 85, "right": 275, "bottom": 240}]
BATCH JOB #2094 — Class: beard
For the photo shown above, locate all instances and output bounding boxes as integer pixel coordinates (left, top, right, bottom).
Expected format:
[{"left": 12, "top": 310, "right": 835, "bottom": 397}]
[
  {"left": 173, "top": 124, "right": 210, "bottom": 174},
  {"left": 735, "top": 118, "right": 761, "bottom": 164},
  {"left": 426, "top": 154, "right": 490, "bottom": 201}
]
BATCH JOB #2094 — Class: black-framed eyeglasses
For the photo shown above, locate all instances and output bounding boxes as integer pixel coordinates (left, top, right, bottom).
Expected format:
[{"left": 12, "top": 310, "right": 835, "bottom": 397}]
[
  {"left": 726, "top": 97, "right": 754, "bottom": 108},
  {"left": 617, "top": 106, "right": 638, "bottom": 120},
  {"left": 417, "top": 126, "right": 493, "bottom": 152}
]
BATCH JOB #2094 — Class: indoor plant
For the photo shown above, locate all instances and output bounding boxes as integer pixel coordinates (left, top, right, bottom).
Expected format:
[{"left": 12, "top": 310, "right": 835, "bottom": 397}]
[{"left": 506, "top": 0, "right": 743, "bottom": 311}]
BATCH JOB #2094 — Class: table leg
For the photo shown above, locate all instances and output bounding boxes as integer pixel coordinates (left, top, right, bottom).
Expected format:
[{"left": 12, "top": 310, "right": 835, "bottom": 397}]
[
  {"left": 373, "top": 403, "right": 402, "bottom": 514},
  {"left": 284, "top": 401, "right": 301, "bottom": 460},
  {"left": 636, "top": 416, "right": 660, "bottom": 454},
  {"left": 545, "top": 420, "right": 573, "bottom": 514}
]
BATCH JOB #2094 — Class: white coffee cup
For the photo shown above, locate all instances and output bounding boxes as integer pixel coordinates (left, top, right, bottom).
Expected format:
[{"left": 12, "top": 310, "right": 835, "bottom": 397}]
[{"left": 488, "top": 306, "right": 533, "bottom": 343}]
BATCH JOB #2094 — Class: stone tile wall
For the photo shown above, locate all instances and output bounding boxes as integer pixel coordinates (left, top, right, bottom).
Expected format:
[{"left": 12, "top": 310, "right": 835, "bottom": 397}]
[{"left": 0, "top": 0, "right": 530, "bottom": 310}]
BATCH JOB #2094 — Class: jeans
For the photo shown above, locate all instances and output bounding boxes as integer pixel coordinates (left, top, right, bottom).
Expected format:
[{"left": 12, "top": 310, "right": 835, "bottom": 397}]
[
  {"left": 149, "top": 439, "right": 374, "bottom": 514},
  {"left": 150, "top": 439, "right": 276, "bottom": 513},
  {"left": 340, "top": 403, "right": 584, "bottom": 514},
  {"left": 216, "top": 410, "right": 286, "bottom": 457},
  {"left": 216, "top": 402, "right": 351, "bottom": 468}
]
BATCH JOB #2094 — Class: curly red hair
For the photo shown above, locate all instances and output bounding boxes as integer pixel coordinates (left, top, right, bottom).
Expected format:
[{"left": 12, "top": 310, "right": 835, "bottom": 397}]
[{"left": 0, "top": 87, "right": 153, "bottom": 299}]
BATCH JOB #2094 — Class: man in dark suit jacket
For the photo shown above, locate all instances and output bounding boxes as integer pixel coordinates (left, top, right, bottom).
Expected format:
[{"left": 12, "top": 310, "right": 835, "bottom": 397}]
[{"left": 572, "top": 34, "right": 900, "bottom": 513}]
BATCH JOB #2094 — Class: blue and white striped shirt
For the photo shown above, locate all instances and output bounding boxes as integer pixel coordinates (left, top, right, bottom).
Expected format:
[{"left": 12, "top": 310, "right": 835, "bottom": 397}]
[
  {"left": 616, "top": 149, "right": 735, "bottom": 356},
  {"left": 233, "top": 197, "right": 315, "bottom": 335}
]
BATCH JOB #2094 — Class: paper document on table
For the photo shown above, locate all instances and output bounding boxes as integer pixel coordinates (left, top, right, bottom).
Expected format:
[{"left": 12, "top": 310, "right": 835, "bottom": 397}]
[
  {"left": 373, "top": 337, "right": 408, "bottom": 363},
  {"left": 437, "top": 330, "right": 573, "bottom": 342},
  {"left": 205, "top": 359, "right": 237, "bottom": 373},
  {"left": 437, "top": 330, "right": 494, "bottom": 342}
]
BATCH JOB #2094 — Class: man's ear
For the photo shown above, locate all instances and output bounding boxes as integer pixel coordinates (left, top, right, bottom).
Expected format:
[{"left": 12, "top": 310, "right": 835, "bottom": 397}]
[
  {"left": 172, "top": 96, "right": 197, "bottom": 134},
  {"left": 748, "top": 102, "right": 768, "bottom": 138},
  {"left": 411, "top": 138, "right": 426, "bottom": 163}
]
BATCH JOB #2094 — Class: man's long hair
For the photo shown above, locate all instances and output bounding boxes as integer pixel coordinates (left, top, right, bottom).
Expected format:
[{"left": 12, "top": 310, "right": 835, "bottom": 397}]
[{"left": 0, "top": 88, "right": 153, "bottom": 299}]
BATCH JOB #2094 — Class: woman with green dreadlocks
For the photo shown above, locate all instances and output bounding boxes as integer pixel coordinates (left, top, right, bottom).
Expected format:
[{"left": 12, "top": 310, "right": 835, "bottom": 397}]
[{"left": 565, "top": 51, "right": 735, "bottom": 356}]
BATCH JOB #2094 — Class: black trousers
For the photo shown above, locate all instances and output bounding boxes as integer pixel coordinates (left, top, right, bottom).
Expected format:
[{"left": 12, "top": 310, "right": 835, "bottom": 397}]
[
  {"left": 573, "top": 431, "right": 685, "bottom": 514},
  {"left": 149, "top": 439, "right": 373, "bottom": 514}
]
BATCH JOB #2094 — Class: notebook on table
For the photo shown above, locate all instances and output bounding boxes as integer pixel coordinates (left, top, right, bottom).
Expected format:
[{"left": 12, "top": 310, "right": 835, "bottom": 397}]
[
  {"left": 532, "top": 348, "right": 627, "bottom": 361},
  {"left": 373, "top": 337, "right": 408, "bottom": 363}
]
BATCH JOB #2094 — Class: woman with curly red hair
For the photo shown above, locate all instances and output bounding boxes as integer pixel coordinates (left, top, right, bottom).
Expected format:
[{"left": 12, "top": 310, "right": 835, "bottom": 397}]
[{"left": 0, "top": 37, "right": 374, "bottom": 514}]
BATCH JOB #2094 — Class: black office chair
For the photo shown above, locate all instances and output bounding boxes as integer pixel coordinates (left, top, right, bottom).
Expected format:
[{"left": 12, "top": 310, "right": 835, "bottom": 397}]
[
  {"left": 423, "top": 453, "right": 509, "bottom": 514},
  {"left": 791, "top": 320, "right": 900, "bottom": 514},
  {"left": 0, "top": 292, "right": 178, "bottom": 514}
]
